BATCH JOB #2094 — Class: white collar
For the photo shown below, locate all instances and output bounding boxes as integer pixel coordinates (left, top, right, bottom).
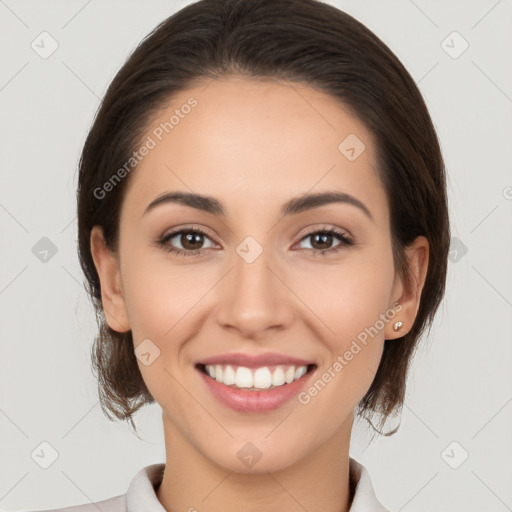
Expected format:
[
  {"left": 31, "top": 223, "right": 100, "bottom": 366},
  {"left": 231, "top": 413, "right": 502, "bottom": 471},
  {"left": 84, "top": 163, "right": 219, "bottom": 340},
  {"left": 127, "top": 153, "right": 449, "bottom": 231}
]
[
  {"left": 348, "top": 457, "right": 389, "bottom": 511},
  {"left": 125, "top": 457, "right": 388, "bottom": 511}
]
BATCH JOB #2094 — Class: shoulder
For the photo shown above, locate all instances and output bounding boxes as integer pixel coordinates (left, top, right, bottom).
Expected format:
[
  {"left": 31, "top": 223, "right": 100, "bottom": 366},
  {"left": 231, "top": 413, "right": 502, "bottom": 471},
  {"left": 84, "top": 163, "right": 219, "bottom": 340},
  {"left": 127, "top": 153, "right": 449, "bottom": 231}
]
[
  {"left": 26, "top": 494, "right": 125, "bottom": 512},
  {"left": 26, "top": 463, "right": 165, "bottom": 512}
]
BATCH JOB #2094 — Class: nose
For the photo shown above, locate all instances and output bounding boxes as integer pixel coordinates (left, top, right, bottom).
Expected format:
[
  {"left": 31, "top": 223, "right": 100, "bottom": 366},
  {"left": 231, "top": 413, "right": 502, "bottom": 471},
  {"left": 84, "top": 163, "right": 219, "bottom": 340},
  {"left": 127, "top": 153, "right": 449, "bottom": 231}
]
[{"left": 215, "top": 243, "right": 295, "bottom": 339}]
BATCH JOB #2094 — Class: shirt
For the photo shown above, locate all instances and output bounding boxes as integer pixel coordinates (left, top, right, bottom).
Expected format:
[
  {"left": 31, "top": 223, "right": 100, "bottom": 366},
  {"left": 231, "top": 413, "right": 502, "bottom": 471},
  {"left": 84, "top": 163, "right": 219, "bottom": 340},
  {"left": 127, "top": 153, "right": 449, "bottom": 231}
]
[{"left": 32, "top": 457, "right": 389, "bottom": 512}]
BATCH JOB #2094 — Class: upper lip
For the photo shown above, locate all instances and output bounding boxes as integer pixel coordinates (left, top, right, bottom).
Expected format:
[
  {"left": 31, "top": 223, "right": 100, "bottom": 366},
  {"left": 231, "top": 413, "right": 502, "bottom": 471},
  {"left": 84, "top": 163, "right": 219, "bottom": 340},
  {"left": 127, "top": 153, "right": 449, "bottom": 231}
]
[{"left": 198, "top": 352, "right": 315, "bottom": 368}]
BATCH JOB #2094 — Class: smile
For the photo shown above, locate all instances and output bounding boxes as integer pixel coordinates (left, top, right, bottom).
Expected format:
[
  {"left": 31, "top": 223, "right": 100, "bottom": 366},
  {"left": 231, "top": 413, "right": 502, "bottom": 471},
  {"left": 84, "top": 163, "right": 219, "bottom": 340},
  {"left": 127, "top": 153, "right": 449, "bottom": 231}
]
[
  {"left": 196, "top": 355, "right": 317, "bottom": 413},
  {"left": 199, "top": 363, "right": 313, "bottom": 390}
]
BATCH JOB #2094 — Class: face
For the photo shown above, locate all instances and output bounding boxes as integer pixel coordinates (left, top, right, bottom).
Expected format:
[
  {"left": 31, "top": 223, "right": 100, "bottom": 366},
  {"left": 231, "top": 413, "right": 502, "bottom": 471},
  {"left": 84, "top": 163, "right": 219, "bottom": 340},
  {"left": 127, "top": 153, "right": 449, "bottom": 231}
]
[{"left": 91, "top": 76, "right": 426, "bottom": 474}]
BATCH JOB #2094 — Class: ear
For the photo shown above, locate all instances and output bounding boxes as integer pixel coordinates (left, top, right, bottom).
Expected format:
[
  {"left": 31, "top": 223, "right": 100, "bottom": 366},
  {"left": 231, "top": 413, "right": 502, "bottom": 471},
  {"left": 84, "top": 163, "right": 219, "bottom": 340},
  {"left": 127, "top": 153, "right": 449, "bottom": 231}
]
[
  {"left": 90, "top": 226, "right": 131, "bottom": 333},
  {"left": 386, "top": 235, "right": 429, "bottom": 340}
]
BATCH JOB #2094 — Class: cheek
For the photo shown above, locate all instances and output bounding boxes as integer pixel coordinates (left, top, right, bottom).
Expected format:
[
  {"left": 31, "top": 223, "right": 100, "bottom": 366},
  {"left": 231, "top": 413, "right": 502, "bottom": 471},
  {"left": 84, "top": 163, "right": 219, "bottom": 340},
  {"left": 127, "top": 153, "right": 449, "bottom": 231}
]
[
  {"left": 290, "top": 250, "right": 395, "bottom": 345},
  {"left": 295, "top": 276, "right": 390, "bottom": 424},
  {"left": 120, "top": 246, "right": 210, "bottom": 341},
  {"left": 290, "top": 252, "right": 394, "bottom": 403}
]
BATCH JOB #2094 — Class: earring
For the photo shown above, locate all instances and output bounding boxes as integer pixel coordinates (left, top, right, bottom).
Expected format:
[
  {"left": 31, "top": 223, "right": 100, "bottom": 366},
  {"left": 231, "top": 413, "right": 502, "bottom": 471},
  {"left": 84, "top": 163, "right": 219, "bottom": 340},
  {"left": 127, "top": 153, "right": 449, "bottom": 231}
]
[{"left": 393, "top": 321, "right": 403, "bottom": 331}]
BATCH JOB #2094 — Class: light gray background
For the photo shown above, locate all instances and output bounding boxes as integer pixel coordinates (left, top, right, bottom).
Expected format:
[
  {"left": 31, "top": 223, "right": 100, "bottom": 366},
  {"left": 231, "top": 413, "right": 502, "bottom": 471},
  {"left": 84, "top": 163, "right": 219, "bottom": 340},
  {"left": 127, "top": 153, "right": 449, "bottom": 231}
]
[{"left": 1, "top": 0, "right": 511, "bottom": 511}]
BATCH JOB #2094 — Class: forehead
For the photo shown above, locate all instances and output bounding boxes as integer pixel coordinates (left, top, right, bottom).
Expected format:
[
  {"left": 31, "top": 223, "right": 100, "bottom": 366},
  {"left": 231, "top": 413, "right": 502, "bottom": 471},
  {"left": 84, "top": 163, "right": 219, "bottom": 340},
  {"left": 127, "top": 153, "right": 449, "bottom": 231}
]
[{"left": 121, "top": 76, "right": 387, "bottom": 225}]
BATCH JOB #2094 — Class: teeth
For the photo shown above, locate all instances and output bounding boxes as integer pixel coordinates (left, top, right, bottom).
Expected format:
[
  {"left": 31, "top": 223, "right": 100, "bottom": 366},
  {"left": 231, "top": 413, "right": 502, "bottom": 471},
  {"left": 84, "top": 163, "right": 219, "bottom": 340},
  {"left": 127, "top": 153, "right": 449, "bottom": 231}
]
[
  {"left": 223, "top": 365, "right": 236, "bottom": 385},
  {"left": 285, "top": 366, "right": 295, "bottom": 384},
  {"left": 235, "top": 367, "right": 253, "bottom": 388},
  {"left": 272, "top": 366, "right": 286, "bottom": 386},
  {"left": 295, "top": 366, "right": 307, "bottom": 379},
  {"left": 203, "top": 364, "right": 310, "bottom": 390},
  {"left": 253, "top": 367, "right": 272, "bottom": 389}
]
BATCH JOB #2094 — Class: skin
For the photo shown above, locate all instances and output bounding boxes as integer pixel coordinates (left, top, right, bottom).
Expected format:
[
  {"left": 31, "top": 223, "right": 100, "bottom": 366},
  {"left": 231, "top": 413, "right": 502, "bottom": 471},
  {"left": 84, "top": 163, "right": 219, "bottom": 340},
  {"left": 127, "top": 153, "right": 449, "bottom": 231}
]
[{"left": 90, "top": 76, "right": 429, "bottom": 512}]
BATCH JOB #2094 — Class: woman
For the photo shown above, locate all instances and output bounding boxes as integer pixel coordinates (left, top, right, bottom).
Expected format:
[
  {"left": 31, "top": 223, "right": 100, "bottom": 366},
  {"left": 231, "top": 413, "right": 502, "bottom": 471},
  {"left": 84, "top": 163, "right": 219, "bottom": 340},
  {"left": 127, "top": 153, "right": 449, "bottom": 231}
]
[{"left": 34, "top": 0, "right": 449, "bottom": 510}]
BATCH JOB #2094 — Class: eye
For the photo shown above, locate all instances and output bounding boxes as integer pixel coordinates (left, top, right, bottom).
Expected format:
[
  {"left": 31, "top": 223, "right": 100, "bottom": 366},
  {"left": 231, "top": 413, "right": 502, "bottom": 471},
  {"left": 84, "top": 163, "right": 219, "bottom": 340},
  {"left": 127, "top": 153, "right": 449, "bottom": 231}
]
[
  {"left": 295, "top": 226, "right": 354, "bottom": 255},
  {"left": 157, "top": 227, "right": 216, "bottom": 257}
]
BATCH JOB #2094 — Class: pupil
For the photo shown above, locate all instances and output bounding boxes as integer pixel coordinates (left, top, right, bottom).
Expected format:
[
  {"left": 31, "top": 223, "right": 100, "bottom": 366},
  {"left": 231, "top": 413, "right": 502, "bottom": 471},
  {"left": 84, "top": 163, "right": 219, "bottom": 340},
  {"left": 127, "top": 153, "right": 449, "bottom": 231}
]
[
  {"left": 313, "top": 233, "right": 331, "bottom": 249},
  {"left": 183, "top": 232, "right": 203, "bottom": 250}
]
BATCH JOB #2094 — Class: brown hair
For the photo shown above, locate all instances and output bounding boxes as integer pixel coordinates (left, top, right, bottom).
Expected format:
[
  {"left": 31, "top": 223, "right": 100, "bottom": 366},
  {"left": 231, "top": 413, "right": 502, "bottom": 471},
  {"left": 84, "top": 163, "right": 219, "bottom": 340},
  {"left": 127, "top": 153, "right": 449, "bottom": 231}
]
[{"left": 77, "top": 0, "right": 450, "bottom": 438}]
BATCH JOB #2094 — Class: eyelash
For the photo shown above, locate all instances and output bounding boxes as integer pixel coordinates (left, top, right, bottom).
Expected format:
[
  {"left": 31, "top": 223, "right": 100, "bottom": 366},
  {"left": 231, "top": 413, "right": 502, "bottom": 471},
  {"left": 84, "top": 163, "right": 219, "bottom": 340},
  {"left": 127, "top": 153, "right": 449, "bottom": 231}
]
[{"left": 156, "top": 225, "right": 354, "bottom": 258}]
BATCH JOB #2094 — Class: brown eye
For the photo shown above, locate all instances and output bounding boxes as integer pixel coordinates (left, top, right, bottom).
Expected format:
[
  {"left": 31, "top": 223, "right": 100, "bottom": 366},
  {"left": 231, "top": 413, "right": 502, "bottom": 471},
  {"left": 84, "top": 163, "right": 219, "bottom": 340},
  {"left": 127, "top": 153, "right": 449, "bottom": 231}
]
[
  {"left": 180, "top": 231, "right": 206, "bottom": 250},
  {"left": 297, "top": 228, "right": 354, "bottom": 255},
  {"left": 310, "top": 232, "right": 334, "bottom": 250},
  {"left": 158, "top": 228, "right": 216, "bottom": 255}
]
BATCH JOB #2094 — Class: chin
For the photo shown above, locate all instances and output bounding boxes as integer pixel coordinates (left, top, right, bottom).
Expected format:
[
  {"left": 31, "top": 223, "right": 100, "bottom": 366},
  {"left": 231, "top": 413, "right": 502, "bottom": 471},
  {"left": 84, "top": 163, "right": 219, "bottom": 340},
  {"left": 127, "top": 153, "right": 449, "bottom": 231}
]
[{"left": 203, "top": 437, "right": 309, "bottom": 475}]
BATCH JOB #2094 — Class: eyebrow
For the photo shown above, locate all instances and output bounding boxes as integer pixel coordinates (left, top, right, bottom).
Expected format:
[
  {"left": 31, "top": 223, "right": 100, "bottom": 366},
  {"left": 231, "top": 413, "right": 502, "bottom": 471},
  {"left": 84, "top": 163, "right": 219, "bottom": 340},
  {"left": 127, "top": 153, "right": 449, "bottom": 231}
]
[{"left": 143, "top": 191, "right": 374, "bottom": 222}]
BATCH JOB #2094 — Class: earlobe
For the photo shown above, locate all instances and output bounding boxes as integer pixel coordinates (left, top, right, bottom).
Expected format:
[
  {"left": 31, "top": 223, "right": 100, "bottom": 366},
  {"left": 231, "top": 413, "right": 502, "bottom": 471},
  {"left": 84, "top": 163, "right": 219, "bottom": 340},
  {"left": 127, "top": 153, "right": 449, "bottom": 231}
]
[
  {"left": 90, "top": 226, "right": 131, "bottom": 333},
  {"left": 386, "top": 236, "right": 429, "bottom": 340}
]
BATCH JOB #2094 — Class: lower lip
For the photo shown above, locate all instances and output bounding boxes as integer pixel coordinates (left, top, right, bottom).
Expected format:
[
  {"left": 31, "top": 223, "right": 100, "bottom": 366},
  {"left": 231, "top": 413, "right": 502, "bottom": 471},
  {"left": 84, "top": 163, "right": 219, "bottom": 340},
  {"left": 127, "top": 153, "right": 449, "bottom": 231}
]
[{"left": 197, "top": 366, "right": 316, "bottom": 413}]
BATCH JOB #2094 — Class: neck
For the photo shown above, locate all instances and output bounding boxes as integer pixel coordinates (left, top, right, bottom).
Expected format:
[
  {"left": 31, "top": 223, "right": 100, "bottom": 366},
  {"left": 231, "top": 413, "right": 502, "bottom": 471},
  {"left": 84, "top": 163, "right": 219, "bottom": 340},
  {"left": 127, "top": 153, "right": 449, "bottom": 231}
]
[{"left": 156, "top": 415, "right": 354, "bottom": 512}]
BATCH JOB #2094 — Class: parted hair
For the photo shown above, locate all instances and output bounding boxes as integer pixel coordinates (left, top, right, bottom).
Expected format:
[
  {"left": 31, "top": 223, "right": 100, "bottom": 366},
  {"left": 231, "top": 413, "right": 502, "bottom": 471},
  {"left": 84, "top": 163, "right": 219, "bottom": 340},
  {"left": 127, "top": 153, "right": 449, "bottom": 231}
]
[{"left": 77, "top": 0, "right": 450, "bottom": 438}]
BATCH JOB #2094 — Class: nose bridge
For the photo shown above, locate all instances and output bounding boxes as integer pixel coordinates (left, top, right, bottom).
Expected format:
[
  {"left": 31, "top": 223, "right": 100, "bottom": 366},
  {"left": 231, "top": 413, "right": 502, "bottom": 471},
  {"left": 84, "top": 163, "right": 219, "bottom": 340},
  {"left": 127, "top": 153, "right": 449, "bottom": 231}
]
[
  {"left": 235, "top": 236, "right": 274, "bottom": 294},
  {"left": 215, "top": 233, "right": 293, "bottom": 336}
]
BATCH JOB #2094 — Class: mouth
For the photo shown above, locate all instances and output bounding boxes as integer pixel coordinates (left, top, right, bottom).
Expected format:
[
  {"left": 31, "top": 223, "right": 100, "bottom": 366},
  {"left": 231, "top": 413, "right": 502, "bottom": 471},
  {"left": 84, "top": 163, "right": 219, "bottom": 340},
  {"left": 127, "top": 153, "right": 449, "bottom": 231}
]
[
  {"left": 195, "top": 357, "right": 317, "bottom": 413},
  {"left": 196, "top": 362, "right": 317, "bottom": 391}
]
